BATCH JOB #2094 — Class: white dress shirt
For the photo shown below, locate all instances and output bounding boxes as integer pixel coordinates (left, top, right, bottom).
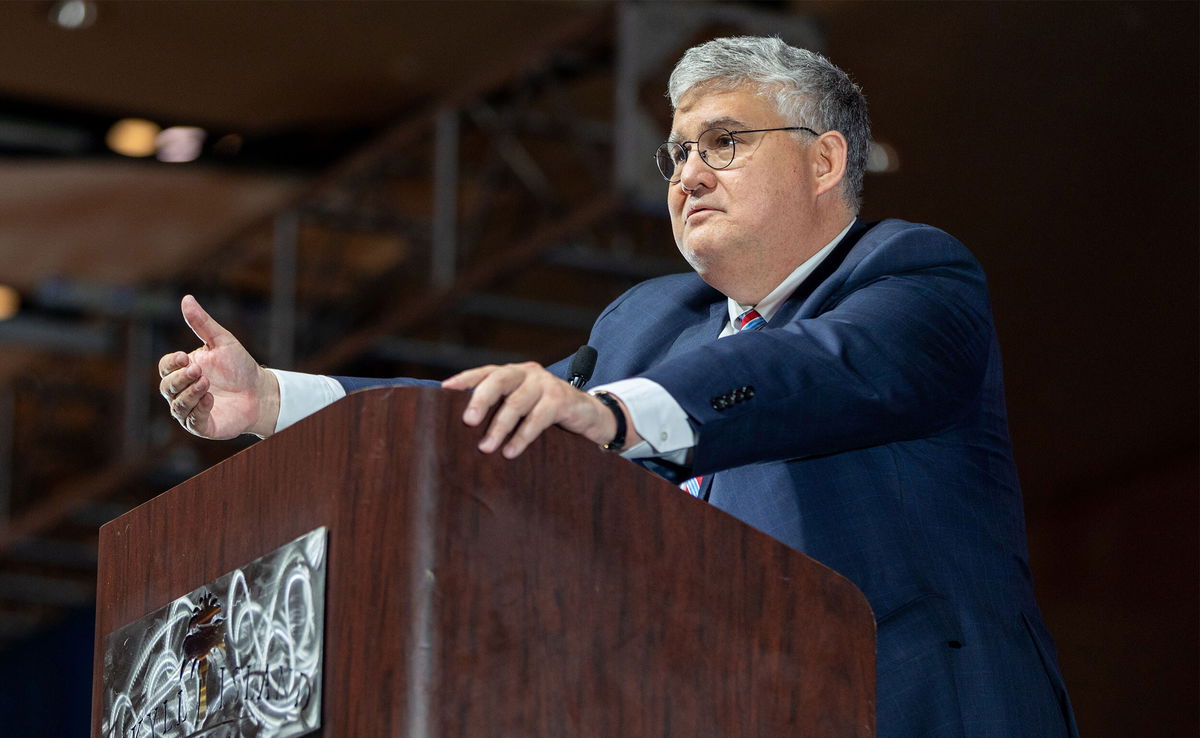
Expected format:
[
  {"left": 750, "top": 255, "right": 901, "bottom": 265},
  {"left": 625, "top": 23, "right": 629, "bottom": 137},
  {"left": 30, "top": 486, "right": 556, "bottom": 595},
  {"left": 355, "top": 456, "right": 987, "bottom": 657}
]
[{"left": 271, "top": 369, "right": 347, "bottom": 432}]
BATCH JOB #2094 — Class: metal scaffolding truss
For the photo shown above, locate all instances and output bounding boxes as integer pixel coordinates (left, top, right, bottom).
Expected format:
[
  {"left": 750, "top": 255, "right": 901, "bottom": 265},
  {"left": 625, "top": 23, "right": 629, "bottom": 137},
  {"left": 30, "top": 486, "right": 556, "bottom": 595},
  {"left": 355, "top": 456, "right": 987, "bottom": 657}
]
[{"left": 0, "top": 2, "right": 821, "bottom": 646}]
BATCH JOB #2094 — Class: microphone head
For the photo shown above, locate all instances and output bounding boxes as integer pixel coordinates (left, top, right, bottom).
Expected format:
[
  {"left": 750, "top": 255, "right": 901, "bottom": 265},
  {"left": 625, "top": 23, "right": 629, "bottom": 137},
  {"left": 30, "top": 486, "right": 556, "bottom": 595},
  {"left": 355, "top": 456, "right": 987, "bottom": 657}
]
[{"left": 568, "top": 344, "right": 598, "bottom": 387}]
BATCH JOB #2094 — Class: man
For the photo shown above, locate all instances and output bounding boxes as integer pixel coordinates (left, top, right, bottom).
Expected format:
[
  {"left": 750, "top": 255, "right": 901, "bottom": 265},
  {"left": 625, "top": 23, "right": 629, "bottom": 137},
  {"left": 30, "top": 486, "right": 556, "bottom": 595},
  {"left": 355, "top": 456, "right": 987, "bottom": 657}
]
[{"left": 159, "top": 37, "right": 1077, "bottom": 737}]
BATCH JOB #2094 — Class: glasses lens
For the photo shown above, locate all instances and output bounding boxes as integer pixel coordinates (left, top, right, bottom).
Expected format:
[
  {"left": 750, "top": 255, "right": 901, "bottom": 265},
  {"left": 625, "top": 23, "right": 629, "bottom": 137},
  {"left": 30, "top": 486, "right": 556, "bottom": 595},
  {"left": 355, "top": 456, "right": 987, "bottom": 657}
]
[
  {"left": 698, "top": 128, "right": 736, "bottom": 169},
  {"left": 655, "top": 142, "right": 685, "bottom": 181}
]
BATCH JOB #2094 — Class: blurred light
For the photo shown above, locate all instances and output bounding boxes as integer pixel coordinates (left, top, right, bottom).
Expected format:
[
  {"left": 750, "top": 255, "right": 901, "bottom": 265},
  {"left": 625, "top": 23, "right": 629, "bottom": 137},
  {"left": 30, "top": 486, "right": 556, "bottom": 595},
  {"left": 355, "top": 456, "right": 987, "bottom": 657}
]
[
  {"left": 106, "top": 119, "right": 161, "bottom": 158},
  {"left": 0, "top": 285, "right": 20, "bottom": 321},
  {"left": 48, "top": 0, "right": 97, "bottom": 30},
  {"left": 866, "top": 141, "right": 900, "bottom": 173},
  {"left": 155, "top": 126, "right": 207, "bottom": 163}
]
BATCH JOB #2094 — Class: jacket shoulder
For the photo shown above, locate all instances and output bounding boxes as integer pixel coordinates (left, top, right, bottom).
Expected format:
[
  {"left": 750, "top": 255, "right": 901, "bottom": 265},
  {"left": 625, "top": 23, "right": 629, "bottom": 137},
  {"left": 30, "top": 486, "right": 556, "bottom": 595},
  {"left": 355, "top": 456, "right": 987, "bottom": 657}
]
[
  {"left": 853, "top": 219, "right": 981, "bottom": 269},
  {"left": 596, "top": 271, "right": 721, "bottom": 320}
]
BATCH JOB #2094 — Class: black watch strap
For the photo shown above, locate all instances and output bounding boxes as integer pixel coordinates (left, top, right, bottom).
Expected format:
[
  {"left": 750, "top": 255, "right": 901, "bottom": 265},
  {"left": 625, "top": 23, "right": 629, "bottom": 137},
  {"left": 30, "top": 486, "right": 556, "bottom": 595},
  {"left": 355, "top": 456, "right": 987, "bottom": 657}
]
[{"left": 591, "top": 391, "right": 626, "bottom": 452}]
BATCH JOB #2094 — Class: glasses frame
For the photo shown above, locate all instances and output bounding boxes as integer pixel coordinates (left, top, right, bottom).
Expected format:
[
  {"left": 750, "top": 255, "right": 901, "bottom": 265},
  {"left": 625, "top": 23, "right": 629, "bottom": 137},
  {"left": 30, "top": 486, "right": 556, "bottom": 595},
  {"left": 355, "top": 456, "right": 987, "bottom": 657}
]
[{"left": 654, "top": 126, "right": 821, "bottom": 183}]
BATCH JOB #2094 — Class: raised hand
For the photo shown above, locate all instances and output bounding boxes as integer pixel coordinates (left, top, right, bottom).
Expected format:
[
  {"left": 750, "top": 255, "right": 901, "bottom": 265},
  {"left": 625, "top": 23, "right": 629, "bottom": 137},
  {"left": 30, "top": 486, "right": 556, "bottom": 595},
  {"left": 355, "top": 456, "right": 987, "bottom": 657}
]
[{"left": 157, "top": 295, "right": 280, "bottom": 439}]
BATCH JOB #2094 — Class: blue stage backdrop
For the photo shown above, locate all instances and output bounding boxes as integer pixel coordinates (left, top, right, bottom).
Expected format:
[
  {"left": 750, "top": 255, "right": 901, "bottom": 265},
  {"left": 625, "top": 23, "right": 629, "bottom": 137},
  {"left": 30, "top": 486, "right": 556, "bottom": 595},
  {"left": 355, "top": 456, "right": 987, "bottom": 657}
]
[{"left": 0, "top": 607, "right": 94, "bottom": 736}]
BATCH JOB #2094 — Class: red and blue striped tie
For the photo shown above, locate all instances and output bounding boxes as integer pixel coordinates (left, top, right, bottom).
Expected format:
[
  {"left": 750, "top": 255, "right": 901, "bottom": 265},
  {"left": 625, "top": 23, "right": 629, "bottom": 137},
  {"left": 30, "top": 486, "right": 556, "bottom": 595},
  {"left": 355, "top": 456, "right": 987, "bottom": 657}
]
[{"left": 681, "top": 308, "right": 765, "bottom": 497}]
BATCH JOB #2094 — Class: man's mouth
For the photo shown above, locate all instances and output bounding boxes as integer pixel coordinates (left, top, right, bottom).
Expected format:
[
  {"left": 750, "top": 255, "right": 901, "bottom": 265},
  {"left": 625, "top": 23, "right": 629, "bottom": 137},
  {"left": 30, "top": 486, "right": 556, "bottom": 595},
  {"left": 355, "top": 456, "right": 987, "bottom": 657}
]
[{"left": 686, "top": 204, "right": 719, "bottom": 220}]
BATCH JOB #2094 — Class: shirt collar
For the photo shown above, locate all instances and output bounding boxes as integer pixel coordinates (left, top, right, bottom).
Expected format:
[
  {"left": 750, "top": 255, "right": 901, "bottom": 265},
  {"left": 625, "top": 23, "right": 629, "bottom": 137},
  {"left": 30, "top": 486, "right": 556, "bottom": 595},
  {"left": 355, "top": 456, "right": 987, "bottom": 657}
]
[{"left": 725, "top": 217, "right": 857, "bottom": 331}]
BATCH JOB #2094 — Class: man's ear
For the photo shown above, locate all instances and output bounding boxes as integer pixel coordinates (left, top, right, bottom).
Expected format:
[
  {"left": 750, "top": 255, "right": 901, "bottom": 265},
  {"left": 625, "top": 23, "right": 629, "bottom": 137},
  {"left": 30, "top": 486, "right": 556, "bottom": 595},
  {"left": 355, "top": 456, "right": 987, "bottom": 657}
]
[{"left": 812, "top": 130, "right": 849, "bottom": 198}]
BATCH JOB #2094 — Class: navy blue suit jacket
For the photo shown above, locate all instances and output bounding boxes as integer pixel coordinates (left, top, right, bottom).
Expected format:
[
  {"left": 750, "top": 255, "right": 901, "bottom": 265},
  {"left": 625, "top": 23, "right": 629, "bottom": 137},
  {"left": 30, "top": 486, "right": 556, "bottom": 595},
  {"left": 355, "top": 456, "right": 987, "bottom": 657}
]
[{"left": 337, "top": 219, "right": 1078, "bottom": 737}]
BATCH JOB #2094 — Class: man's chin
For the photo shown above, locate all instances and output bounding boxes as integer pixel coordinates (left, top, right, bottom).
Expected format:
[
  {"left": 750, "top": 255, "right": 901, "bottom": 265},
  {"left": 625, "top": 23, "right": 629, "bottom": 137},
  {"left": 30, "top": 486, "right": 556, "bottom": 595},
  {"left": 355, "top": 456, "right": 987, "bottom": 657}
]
[
  {"left": 679, "top": 248, "right": 751, "bottom": 299},
  {"left": 679, "top": 247, "right": 710, "bottom": 274},
  {"left": 679, "top": 247, "right": 727, "bottom": 284}
]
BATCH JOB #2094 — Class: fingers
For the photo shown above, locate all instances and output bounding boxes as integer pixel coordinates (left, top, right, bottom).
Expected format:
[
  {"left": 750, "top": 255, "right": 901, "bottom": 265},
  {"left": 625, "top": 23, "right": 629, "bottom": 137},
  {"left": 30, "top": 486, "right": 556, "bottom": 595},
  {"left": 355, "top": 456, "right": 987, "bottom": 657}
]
[
  {"left": 158, "top": 351, "right": 212, "bottom": 436},
  {"left": 444, "top": 362, "right": 596, "bottom": 459},
  {"left": 444, "top": 362, "right": 540, "bottom": 431},
  {"left": 441, "top": 365, "right": 501, "bottom": 424},
  {"left": 495, "top": 387, "right": 563, "bottom": 458},
  {"left": 477, "top": 370, "right": 553, "bottom": 457},
  {"left": 191, "top": 391, "right": 215, "bottom": 434},
  {"left": 459, "top": 364, "right": 531, "bottom": 428},
  {"left": 448, "top": 363, "right": 539, "bottom": 449},
  {"left": 165, "top": 369, "right": 212, "bottom": 433},
  {"left": 159, "top": 359, "right": 198, "bottom": 400},
  {"left": 158, "top": 350, "right": 189, "bottom": 380},
  {"left": 181, "top": 294, "right": 234, "bottom": 349}
]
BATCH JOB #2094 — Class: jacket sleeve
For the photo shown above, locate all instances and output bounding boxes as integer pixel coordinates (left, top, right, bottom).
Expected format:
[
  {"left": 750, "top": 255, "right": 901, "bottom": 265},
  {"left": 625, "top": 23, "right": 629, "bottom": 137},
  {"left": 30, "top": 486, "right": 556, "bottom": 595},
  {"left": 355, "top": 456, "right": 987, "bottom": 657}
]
[
  {"left": 332, "top": 375, "right": 441, "bottom": 393},
  {"left": 637, "top": 225, "right": 995, "bottom": 476}
]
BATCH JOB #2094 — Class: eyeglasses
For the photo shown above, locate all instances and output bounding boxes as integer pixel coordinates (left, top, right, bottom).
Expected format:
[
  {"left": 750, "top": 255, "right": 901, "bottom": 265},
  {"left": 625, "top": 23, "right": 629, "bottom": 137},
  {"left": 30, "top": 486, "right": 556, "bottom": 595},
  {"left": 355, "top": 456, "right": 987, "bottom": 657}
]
[{"left": 654, "top": 126, "right": 820, "bottom": 182}]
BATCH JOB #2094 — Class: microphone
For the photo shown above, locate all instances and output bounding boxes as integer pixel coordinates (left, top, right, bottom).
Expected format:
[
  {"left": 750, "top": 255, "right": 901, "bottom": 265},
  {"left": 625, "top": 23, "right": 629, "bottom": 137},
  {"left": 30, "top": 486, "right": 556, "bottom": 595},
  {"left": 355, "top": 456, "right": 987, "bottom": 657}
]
[{"left": 567, "top": 345, "right": 598, "bottom": 389}]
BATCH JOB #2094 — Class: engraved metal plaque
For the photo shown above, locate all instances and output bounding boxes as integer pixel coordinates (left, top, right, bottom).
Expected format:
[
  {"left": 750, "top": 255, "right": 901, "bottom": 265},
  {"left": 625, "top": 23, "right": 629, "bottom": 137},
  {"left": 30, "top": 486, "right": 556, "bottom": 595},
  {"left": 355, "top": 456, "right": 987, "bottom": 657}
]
[{"left": 101, "top": 527, "right": 327, "bottom": 738}]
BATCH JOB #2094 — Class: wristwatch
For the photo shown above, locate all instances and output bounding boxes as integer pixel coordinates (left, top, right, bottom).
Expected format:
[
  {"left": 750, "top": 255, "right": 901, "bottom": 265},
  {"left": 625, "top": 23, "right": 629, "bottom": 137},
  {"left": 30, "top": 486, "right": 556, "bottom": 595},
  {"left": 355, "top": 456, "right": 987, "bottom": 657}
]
[{"left": 590, "top": 391, "right": 626, "bottom": 452}]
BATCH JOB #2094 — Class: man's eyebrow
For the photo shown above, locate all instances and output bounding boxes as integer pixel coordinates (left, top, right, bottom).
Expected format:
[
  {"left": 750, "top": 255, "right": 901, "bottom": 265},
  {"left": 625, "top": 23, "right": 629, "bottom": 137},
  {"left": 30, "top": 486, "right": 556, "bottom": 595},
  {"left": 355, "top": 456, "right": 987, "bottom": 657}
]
[
  {"left": 668, "top": 116, "right": 751, "bottom": 143},
  {"left": 702, "top": 116, "right": 750, "bottom": 130}
]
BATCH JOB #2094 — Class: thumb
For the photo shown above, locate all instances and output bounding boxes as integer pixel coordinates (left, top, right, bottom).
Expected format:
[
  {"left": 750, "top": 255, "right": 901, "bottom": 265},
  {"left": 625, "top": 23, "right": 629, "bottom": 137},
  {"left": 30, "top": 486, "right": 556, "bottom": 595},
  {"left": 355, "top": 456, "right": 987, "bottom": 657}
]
[{"left": 181, "top": 294, "right": 235, "bottom": 348}]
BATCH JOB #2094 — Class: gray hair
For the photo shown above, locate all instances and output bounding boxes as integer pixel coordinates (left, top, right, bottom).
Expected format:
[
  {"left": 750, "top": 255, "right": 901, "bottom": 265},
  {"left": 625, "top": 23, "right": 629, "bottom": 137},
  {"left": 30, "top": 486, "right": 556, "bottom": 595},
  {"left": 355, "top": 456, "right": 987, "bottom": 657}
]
[{"left": 668, "top": 36, "right": 870, "bottom": 212}]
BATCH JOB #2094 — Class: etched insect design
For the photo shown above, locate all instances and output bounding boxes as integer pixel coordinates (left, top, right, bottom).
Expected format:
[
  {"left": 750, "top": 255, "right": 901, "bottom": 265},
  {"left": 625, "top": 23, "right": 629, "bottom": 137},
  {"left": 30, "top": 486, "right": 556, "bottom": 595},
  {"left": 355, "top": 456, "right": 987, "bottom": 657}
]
[{"left": 180, "top": 592, "right": 226, "bottom": 721}]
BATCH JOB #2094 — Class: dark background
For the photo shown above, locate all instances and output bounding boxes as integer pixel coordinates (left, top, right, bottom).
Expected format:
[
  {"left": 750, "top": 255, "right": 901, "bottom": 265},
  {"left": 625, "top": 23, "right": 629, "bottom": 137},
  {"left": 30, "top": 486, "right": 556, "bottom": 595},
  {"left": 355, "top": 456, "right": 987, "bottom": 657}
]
[{"left": 0, "top": 2, "right": 1194, "bottom": 735}]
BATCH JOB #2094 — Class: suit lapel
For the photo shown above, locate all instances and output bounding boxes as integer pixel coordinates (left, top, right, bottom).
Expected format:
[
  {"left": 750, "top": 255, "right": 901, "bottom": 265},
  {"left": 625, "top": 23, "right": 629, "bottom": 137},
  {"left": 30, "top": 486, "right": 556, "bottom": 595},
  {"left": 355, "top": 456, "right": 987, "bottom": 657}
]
[
  {"left": 663, "top": 297, "right": 727, "bottom": 360},
  {"left": 770, "top": 218, "right": 875, "bottom": 326}
]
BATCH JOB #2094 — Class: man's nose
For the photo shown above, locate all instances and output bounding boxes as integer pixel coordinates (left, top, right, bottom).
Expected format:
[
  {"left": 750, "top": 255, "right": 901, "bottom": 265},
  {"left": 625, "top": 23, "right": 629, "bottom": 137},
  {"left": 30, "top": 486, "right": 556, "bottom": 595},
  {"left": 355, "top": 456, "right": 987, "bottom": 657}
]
[{"left": 677, "top": 150, "right": 715, "bottom": 193}]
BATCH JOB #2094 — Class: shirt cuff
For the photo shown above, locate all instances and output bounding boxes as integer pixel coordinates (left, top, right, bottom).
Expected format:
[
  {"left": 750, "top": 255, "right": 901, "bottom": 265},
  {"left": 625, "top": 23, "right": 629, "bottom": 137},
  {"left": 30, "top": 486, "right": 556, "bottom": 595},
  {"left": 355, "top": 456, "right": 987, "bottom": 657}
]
[
  {"left": 590, "top": 377, "right": 695, "bottom": 461},
  {"left": 270, "top": 368, "right": 347, "bottom": 433}
]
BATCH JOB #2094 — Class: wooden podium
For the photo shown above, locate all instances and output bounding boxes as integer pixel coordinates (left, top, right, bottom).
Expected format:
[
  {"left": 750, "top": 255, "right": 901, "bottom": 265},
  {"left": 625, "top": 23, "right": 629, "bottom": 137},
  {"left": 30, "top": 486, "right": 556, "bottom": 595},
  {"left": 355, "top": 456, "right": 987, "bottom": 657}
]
[{"left": 92, "top": 387, "right": 875, "bottom": 736}]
